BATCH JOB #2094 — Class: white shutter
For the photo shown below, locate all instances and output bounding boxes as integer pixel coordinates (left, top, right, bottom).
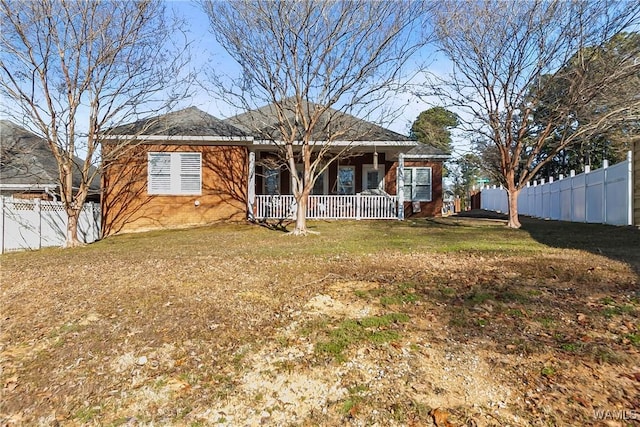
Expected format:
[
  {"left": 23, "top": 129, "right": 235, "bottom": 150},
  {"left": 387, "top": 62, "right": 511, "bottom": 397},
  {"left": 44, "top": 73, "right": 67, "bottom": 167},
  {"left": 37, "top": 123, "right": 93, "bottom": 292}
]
[
  {"left": 179, "top": 153, "right": 201, "bottom": 194},
  {"left": 403, "top": 168, "right": 413, "bottom": 200},
  {"left": 148, "top": 153, "right": 171, "bottom": 194}
]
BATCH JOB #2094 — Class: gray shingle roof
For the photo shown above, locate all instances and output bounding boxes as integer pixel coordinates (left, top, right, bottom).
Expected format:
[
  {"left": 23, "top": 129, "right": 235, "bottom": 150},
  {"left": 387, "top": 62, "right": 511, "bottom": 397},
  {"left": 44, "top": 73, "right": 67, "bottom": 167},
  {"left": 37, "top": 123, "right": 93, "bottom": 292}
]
[
  {"left": 405, "top": 144, "right": 450, "bottom": 157},
  {"left": 226, "top": 99, "right": 412, "bottom": 142},
  {"left": 0, "top": 120, "right": 100, "bottom": 192},
  {"left": 108, "top": 107, "right": 248, "bottom": 137}
]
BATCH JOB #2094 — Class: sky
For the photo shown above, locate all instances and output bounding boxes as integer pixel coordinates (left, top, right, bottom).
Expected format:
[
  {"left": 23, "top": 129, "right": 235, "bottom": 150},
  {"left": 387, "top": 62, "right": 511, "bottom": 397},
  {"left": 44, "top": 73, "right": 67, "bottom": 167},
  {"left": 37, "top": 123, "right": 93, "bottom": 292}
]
[{"left": 168, "top": 1, "right": 469, "bottom": 157}]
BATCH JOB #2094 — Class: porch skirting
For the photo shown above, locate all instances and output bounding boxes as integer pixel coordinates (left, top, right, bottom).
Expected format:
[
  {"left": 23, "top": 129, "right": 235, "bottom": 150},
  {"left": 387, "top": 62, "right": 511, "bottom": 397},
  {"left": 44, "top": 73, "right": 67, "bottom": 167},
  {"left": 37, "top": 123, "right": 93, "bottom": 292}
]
[{"left": 254, "top": 194, "right": 399, "bottom": 220}]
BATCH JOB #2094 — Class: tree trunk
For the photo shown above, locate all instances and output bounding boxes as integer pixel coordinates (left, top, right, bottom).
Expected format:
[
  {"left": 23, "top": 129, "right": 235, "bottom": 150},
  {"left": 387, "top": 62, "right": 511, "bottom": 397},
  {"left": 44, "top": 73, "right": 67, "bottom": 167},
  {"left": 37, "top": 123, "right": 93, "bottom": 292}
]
[
  {"left": 65, "top": 207, "right": 83, "bottom": 247},
  {"left": 292, "top": 188, "right": 310, "bottom": 235},
  {"left": 506, "top": 187, "right": 521, "bottom": 229}
]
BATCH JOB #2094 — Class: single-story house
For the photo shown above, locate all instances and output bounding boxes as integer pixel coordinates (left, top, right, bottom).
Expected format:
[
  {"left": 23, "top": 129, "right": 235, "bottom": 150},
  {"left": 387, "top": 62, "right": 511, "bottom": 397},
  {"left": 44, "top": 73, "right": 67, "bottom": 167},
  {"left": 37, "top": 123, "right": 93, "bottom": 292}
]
[
  {"left": 101, "top": 103, "right": 449, "bottom": 235},
  {"left": 0, "top": 120, "right": 100, "bottom": 201}
]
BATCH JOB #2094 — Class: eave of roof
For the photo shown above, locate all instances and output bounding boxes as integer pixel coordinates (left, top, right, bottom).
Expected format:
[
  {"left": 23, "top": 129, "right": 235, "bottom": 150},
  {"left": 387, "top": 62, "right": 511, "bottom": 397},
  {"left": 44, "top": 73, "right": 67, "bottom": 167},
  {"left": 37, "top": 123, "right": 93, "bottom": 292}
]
[
  {"left": 402, "top": 153, "right": 452, "bottom": 160},
  {"left": 0, "top": 183, "right": 58, "bottom": 190},
  {"left": 249, "top": 139, "right": 418, "bottom": 148},
  {"left": 101, "top": 134, "right": 253, "bottom": 144}
]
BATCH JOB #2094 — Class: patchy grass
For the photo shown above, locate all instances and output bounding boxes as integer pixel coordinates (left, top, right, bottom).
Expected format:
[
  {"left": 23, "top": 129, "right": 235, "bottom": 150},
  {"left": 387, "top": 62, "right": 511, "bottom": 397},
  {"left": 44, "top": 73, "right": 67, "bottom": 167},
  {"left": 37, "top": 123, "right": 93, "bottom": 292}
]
[
  {"left": 1, "top": 214, "right": 639, "bottom": 426},
  {"left": 315, "top": 313, "right": 410, "bottom": 362}
]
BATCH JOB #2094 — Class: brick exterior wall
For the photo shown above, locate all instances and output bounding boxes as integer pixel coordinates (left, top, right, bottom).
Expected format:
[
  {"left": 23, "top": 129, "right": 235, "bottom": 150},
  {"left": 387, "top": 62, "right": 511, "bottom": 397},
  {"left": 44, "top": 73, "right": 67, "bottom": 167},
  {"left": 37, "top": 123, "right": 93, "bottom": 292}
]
[
  {"left": 102, "top": 144, "right": 248, "bottom": 235},
  {"left": 386, "top": 160, "right": 444, "bottom": 218}
]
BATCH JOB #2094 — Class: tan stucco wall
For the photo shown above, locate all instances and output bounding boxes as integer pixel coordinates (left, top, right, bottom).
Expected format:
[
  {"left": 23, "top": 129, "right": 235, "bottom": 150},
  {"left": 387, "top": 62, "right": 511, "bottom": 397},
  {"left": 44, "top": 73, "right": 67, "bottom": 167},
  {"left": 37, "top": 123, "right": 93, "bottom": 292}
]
[{"left": 102, "top": 144, "right": 248, "bottom": 236}]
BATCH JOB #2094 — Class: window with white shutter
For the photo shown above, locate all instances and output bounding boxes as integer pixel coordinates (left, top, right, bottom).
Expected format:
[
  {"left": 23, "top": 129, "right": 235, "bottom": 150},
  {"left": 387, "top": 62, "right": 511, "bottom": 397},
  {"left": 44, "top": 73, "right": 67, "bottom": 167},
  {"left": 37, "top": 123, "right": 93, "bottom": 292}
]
[
  {"left": 404, "top": 167, "right": 432, "bottom": 201},
  {"left": 148, "top": 152, "right": 202, "bottom": 195}
]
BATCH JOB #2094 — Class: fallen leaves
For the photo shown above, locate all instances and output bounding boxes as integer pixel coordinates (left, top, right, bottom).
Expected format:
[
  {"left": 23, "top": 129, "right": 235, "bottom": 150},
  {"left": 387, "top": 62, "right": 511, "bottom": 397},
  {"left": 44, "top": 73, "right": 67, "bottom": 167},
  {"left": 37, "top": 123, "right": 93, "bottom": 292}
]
[
  {"left": 619, "top": 372, "right": 640, "bottom": 382},
  {"left": 430, "top": 408, "right": 455, "bottom": 427},
  {"left": 3, "top": 375, "right": 18, "bottom": 392},
  {"left": 0, "top": 219, "right": 638, "bottom": 425}
]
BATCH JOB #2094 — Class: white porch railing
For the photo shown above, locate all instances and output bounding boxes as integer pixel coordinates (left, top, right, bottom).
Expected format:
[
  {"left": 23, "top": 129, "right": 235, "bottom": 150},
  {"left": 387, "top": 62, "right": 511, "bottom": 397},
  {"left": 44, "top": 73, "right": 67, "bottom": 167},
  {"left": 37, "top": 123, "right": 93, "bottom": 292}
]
[{"left": 255, "top": 194, "right": 398, "bottom": 220}]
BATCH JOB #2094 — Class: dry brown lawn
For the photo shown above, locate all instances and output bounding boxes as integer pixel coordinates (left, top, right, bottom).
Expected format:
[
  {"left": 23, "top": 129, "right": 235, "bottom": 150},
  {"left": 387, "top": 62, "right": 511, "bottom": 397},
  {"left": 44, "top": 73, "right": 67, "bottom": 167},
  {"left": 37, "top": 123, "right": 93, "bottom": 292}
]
[{"left": 1, "top": 213, "right": 639, "bottom": 426}]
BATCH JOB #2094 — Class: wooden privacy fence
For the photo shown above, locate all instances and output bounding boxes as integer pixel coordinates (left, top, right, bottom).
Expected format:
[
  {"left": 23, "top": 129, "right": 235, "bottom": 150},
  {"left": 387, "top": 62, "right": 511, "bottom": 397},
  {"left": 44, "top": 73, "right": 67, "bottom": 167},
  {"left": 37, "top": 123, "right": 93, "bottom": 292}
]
[
  {"left": 255, "top": 193, "right": 399, "bottom": 220},
  {"left": 481, "top": 152, "right": 633, "bottom": 226},
  {"left": 0, "top": 197, "right": 101, "bottom": 253}
]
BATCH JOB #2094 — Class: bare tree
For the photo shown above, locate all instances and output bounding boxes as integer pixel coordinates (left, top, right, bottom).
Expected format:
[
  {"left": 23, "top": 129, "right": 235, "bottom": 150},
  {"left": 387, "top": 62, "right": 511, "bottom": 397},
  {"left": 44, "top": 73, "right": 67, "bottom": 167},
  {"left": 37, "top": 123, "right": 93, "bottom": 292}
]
[
  {"left": 427, "top": 0, "right": 640, "bottom": 228},
  {"left": 0, "top": 0, "right": 191, "bottom": 246},
  {"left": 200, "top": 0, "right": 430, "bottom": 235}
]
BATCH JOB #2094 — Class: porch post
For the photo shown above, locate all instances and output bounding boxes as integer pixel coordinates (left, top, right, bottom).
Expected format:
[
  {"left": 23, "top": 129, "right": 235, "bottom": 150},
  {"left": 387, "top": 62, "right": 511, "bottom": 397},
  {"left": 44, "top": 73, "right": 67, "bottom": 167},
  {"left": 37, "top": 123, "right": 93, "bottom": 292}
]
[
  {"left": 248, "top": 151, "right": 256, "bottom": 221},
  {"left": 397, "top": 153, "right": 405, "bottom": 220}
]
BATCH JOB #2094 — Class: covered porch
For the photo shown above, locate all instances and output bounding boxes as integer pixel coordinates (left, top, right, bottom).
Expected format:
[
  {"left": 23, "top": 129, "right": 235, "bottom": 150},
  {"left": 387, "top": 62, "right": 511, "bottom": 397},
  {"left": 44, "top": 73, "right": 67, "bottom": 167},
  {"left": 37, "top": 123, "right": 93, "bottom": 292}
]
[{"left": 246, "top": 150, "right": 427, "bottom": 221}]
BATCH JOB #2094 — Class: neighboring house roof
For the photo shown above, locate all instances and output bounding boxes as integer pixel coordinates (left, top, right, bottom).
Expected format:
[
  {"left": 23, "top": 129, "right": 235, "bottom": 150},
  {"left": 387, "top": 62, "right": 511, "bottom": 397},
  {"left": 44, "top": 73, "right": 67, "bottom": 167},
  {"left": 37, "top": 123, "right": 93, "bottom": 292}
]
[
  {"left": 226, "top": 99, "right": 415, "bottom": 144},
  {"left": 404, "top": 143, "right": 451, "bottom": 159},
  {"left": 0, "top": 120, "right": 100, "bottom": 194},
  {"left": 107, "top": 106, "right": 249, "bottom": 138}
]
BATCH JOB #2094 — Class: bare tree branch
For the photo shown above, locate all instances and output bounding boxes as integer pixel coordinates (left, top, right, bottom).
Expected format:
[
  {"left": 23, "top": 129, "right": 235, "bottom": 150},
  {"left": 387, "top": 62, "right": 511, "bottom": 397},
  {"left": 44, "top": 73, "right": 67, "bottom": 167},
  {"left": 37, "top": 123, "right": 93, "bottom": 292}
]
[
  {"left": 200, "top": 0, "right": 432, "bottom": 235},
  {"left": 0, "top": 0, "right": 193, "bottom": 246},
  {"left": 426, "top": 0, "right": 640, "bottom": 228}
]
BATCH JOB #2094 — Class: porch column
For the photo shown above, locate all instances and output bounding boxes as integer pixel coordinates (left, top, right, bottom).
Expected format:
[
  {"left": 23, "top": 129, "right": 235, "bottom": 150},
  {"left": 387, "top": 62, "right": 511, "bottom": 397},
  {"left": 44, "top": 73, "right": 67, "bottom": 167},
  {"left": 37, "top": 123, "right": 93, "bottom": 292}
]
[
  {"left": 397, "top": 153, "right": 405, "bottom": 220},
  {"left": 248, "top": 151, "right": 256, "bottom": 221}
]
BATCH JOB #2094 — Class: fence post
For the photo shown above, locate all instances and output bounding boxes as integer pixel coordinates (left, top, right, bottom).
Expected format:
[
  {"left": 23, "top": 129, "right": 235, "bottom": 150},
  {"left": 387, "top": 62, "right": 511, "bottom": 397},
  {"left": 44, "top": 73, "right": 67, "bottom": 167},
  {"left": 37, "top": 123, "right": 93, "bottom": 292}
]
[
  {"left": 87, "top": 202, "right": 94, "bottom": 243},
  {"left": 603, "top": 159, "right": 607, "bottom": 224},
  {"left": 569, "top": 170, "right": 575, "bottom": 222},
  {"left": 355, "top": 193, "right": 361, "bottom": 220},
  {"left": 0, "top": 197, "right": 4, "bottom": 254},
  {"left": 627, "top": 150, "right": 633, "bottom": 226},
  {"left": 35, "top": 198, "right": 42, "bottom": 250}
]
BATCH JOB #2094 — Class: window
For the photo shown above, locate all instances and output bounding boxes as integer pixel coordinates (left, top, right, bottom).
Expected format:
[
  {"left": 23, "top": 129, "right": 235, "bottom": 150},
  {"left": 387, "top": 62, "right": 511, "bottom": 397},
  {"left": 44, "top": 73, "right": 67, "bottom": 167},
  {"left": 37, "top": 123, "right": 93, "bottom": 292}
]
[
  {"left": 263, "top": 167, "right": 280, "bottom": 195},
  {"left": 296, "top": 164, "right": 328, "bottom": 195},
  {"left": 337, "top": 166, "right": 355, "bottom": 195},
  {"left": 148, "top": 152, "right": 201, "bottom": 195},
  {"left": 362, "top": 164, "right": 385, "bottom": 191},
  {"left": 403, "top": 167, "right": 432, "bottom": 201}
]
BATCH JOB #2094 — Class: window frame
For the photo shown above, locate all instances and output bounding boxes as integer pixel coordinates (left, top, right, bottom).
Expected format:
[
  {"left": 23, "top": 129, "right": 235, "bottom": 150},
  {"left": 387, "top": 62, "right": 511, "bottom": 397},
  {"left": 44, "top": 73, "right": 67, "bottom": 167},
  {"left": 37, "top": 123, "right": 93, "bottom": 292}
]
[
  {"left": 362, "top": 164, "right": 385, "bottom": 192},
  {"left": 148, "top": 152, "right": 202, "bottom": 196},
  {"left": 403, "top": 167, "right": 432, "bottom": 202},
  {"left": 262, "top": 166, "right": 280, "bottom": 195},
  {"left": 295, "top": 164, "right": 328, "bottom": 195},
  {"left": 337, "top": 165, "right": 356, "bottom": 195}
]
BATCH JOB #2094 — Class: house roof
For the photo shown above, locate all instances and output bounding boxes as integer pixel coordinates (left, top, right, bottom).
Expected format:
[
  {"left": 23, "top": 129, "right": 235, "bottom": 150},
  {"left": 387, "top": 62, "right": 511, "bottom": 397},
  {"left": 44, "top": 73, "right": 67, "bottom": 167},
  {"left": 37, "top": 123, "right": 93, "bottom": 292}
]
[
  {"left": 107, "top": 107, "right": 249, "bottom": 138},
  {"left": 404, "top": 143, "right": 451, "bottom": 159},
  {"left": 0, "top": 120, "right": 100, "bottom": 193},
  {"left": 226, "top": 99, "right": 414, "bottom": 143}
]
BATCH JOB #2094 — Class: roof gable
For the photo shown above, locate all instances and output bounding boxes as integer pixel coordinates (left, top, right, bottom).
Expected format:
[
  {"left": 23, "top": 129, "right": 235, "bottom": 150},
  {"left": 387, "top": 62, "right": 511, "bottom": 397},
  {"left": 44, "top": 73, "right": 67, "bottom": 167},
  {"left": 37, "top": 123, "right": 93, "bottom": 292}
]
[{"left": 225, "top": 99, "right": 412, "bottom": 143}]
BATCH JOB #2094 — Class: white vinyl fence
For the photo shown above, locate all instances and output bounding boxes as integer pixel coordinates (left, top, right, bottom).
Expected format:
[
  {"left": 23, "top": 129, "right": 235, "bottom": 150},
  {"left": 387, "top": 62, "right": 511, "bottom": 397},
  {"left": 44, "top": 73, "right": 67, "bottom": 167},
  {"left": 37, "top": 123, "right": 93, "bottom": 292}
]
[
  {"left": 481, "top": 151, "right": 633, "bottom": 226},
  {"left": 0, "top": 197, "right": 101, "bottom": 253}
]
